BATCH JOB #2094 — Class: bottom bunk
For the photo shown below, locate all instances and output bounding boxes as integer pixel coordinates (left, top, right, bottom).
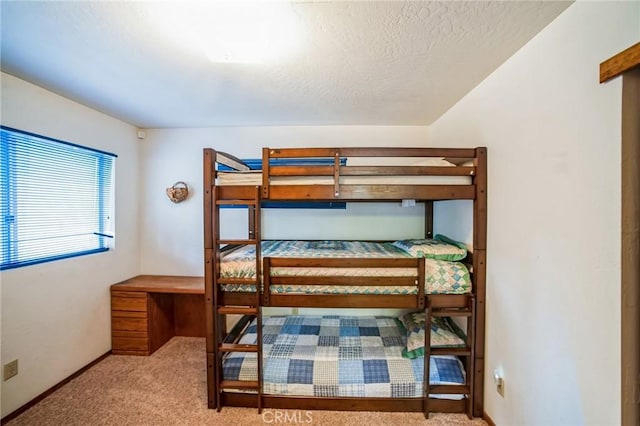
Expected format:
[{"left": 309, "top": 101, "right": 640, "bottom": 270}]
[{"left": 219, "top": 315, "right": 470, "bottom": 413}]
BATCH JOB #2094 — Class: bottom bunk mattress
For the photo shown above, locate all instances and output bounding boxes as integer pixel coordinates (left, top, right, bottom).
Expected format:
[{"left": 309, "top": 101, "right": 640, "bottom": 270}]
[{"left": 222, "top": 315, "right": 466, "bottom": 399}]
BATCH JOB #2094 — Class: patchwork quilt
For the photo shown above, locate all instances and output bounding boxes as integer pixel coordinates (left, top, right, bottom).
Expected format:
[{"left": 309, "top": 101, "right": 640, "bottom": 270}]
[
  {"left": 219, "top": 240, "right": 471, "bottom": 295},
  {"left": 222, "top": 316, "right": 466, "bottom": 399}
]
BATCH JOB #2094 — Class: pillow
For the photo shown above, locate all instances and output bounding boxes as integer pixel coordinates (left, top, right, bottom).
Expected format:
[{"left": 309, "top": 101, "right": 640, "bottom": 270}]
[
  {"left": 392, "top": 234, "right": 467, "bottom": 261},
  {"left": 397, "top": 312, "right": 466, "bottom": 359},
  {"left": 425, "top": 259, "right": 471, "bottom": 294}
]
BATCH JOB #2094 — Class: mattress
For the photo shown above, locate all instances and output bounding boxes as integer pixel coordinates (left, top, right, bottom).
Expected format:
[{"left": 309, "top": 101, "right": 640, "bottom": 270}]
[
  {"left": 222, "top": 316, "right": 466, "bottom": 399},
  {"left": 220, "top": 240, "right": 471, "bottom": 295}
]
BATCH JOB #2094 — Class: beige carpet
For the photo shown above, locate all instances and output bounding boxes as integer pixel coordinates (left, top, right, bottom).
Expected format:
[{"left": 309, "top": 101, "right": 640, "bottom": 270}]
[{"left": 7, "top": 337, "right": 487, "bottom": 426}]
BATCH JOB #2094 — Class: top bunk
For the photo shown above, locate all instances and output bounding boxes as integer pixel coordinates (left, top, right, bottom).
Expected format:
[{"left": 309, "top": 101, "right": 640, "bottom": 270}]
[{"left": 206, "top": 147, "right": 486, "bottom": 202}]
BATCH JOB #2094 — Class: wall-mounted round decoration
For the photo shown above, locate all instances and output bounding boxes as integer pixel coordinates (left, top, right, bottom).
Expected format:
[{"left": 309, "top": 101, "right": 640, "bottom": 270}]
[{"left": 166, "top": 181, "right": 189, "bottom": 203}]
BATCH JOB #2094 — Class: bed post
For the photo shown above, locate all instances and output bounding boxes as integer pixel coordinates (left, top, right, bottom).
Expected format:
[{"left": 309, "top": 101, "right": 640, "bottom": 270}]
[
  {"left": 203, "top": 148, "right": 216, "bottom": 409},
  {"left": 254, "top": 185, "right": 264, "bottom": 413},
  {"left": 262, "top": 147, "right": 270, "bottom": 199},
  {"left": 472, "top": 147, "right": 487, "bottom": 418},
  {"left": 424, "top": 201, "right": 434, "bottom": 239},
  {"left": 423, "top": 297, "right": 432, "bottom": 418}
]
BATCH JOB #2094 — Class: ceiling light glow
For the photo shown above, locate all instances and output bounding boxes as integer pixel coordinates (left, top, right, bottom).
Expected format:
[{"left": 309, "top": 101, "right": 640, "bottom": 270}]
[{"left": 148, "top": 2, "right": 302, "bottom": 64}]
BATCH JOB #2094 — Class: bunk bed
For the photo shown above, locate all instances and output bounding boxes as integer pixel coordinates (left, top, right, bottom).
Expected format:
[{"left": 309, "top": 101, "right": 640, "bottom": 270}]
[{"left": 203, "top": 147, "right": 487, "bottom": 419}]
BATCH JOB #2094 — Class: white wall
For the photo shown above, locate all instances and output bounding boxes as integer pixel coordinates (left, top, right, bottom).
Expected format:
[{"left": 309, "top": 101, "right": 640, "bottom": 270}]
[
  {"left": 139, "top": 126, "right": 430, "bottom": 275},
  {"left": 429, "top": 2, "right": 640, "bottom": 425},
  {"left": 0, "top": 73, "right": 140, "bottom": 416}
]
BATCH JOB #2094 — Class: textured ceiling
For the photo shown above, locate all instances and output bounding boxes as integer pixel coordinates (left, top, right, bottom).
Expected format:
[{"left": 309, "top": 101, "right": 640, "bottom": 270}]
[{"left": 1, "top": 1, "right": 572, "bottom": 128}]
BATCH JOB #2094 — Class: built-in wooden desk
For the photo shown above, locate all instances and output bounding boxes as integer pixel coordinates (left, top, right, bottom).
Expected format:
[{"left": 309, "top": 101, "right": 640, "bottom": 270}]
[{"left": 111, "top": 275, "right": 205, "bottom": 356}]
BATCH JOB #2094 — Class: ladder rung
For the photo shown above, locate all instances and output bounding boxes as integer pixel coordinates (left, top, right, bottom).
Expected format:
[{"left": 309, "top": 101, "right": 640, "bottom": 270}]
[
  {"left": 428, "top": 384, "right": 470, "bottom": 394},
  {"left": 217, "top": 239, "right": 258, "bottom": 245},
  {"left": 219, "top": 343, "right": 258, "bottom": 353},
  {"left": 430, "top": 347, "right": 471, "bottom": 356},
  {"left": 431, "top": 310, "right": 472, "bottom": 317},
  {"left": 220, "top": 380, "right": 259, "bottom": 390},
  {"left": 218, "top": 306, "right": 258, "bottom": 315}
]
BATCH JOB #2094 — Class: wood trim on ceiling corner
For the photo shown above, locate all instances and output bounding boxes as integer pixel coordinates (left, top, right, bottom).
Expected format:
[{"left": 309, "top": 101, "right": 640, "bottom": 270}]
[{"left": 600, "top": 41, "right": 640, "bottom": 83}]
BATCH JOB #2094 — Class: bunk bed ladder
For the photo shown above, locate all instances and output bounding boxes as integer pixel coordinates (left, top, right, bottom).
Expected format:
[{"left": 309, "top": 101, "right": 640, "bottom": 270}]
[
  {"left": 423, "top": 295, "right": 475, "bottom": 419},
  {"left": 213, "top": 185, "right": 263, "bottom": 413}
]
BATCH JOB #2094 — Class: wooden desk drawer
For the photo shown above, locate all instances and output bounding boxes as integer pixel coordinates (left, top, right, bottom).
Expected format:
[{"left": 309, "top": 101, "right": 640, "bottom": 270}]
[
  {"left": 112, "top": 295, "right": 147, "bottom": 312},
  {"left": 112, "top": 316, "right": 148, "bottom": 332},
  {"left": 112, "top": 336, "right": 149, "bottom": 352},
  {"left": 113, "top": 330, "right": 147, "bottom": 339},
  {"left": 112, "top": 310, "right": 146, "bottom": 319}
]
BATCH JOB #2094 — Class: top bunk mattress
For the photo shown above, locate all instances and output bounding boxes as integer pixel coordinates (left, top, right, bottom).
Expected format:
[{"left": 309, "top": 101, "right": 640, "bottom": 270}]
[{"left": 220, "top": 240, "right": 471, "bottom": 295}]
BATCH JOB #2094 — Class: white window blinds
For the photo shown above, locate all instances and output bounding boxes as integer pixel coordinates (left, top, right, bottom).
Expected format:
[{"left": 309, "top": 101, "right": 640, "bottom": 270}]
[{"left": 0, "top": 126, "right": 116, "bottom": 270}]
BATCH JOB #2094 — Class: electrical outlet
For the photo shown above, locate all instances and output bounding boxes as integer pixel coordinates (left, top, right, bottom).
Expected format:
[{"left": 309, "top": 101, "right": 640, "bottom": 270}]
[
  {"left": 496, "top": 377, "right": 505, "bottom": 397},
  {"left": 291, "top": 307, "right": 299, "bottom": 315},
  {"left": 4, "top": 359, "right": 18, "bottom": 381},
  {"left": 493, "top": 368, "right": 505, "bottom": 397}
]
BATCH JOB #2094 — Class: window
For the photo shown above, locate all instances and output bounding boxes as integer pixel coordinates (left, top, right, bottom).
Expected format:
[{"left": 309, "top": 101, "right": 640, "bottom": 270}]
[
  {"left": 218, "top": 157, "right": 346, "bottom": 209},
  {"left": 0, "top": 126, "right": 116, "bottom": 270}
]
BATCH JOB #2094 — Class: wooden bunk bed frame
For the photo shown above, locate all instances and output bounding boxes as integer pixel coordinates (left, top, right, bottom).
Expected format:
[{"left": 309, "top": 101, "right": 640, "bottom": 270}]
[{"left": 203, "top": 147, "right": 487, "bottom": 418}]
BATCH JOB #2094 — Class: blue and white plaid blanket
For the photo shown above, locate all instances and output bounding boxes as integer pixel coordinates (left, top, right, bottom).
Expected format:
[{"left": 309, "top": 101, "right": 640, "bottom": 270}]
[{"left": 222, "top": 316, "right": 465, "bottom": 398}]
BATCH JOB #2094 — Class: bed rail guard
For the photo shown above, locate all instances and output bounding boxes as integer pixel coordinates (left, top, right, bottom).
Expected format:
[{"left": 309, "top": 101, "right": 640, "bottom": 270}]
[
  {"left": 261, "top": 147, "right": 478, "bottom": 201},
  {"left": 262, "top": 256, "right": 426, "bottom": 308}
]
